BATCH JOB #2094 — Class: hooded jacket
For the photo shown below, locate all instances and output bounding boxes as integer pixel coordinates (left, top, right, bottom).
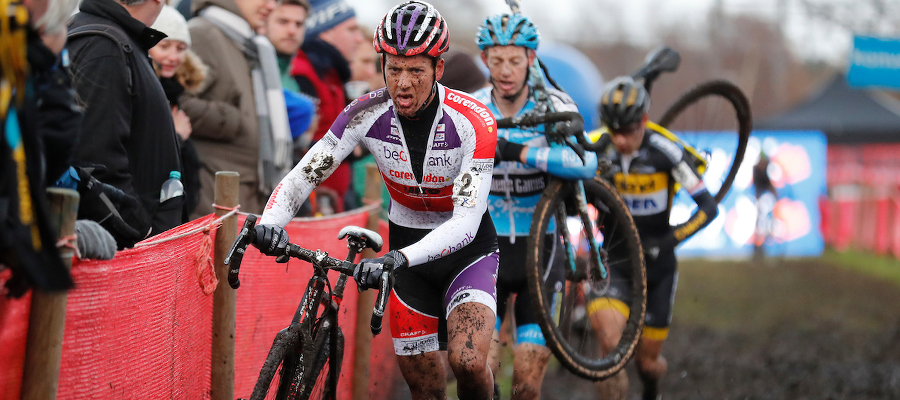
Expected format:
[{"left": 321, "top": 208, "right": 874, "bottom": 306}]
[
  {"left": 66, "top": 0, "right": 184, "bottom": 240},
  {"left": 181, "top": 0, "right": 266, "bottom": 216}
]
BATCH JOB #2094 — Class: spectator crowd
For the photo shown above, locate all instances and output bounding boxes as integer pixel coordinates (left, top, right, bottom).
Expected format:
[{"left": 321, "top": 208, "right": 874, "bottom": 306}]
[{"left": 0, "top": 0, "right": 490, "bottom": 294}]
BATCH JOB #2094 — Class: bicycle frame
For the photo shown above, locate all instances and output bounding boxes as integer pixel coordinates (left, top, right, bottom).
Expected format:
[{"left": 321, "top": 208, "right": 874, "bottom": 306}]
[
  {"left": 226, "top": 216, "right": 386, "bottom": 400},
  {"left": 527, "top": 58, "right": 608, "bottom": 284}
]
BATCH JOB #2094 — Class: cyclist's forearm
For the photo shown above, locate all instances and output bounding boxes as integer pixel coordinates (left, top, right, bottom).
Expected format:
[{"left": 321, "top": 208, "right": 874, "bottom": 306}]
[
  {"left": 524, "top": 147, "right": 598, "bottom": 180},
  {"left": 400, "top": 170, "right": 492, "bottom": 266},
  {"left": 259, "top": 132, "right": 354, "bottom": 226},
  {"left": 671, "top": 190, "right": 718, "bottom": 245}
]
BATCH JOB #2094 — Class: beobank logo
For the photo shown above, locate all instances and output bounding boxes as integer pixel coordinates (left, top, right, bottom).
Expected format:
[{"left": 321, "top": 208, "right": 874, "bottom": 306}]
[
  {"left": 382, "top": 146, "right": 408, "bottom": 162},
  {"left": 446, "top": 92, "right": 495, "bottom": 126}
]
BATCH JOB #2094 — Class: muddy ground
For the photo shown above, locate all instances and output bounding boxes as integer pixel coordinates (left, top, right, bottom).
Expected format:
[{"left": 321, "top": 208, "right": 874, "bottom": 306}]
[{"left": 392, "top": 255, "right": 900, "bottom": 399}]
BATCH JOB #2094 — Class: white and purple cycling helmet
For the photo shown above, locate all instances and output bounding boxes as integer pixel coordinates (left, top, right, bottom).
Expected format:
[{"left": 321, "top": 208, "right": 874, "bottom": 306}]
[{"left": 374, "top": 1, "right": 450, "bottom": 58}]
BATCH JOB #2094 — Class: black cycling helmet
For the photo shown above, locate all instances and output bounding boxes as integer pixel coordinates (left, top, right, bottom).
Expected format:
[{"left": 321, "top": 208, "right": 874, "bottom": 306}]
[{"left": 599, "top": 76, "right": 650, "bottom": 130}]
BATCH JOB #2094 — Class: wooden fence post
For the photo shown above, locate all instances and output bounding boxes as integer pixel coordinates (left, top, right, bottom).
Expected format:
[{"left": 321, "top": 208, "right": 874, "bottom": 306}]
[
  {"left": 352, "top": 164, "right": 383, "bottom": 400},
  {"left": 21, "top": 188, "right": 79, "bottom": 400},
  {"left": 211, "top": 172, "right": 239, "bottom": 400}
]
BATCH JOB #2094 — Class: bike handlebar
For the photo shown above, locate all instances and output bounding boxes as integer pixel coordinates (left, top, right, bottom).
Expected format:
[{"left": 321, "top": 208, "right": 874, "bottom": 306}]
[
  {"left": 495, "top": 111, "right": 583, "bottom": 129},
  {"left": 496, "top": 111, "right": 608, "bottom": 155},
  {"left": 224, "top": 215, "right": 393, "bottom": 336}
]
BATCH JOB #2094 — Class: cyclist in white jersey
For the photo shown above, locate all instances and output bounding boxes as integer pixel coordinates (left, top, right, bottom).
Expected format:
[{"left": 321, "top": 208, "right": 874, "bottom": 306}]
[
  {"left": 251, "top": 2, "right": 500, "bottom": 399},
  {"left": 474, "top": 13, "right": 598, "bottom": 400}
]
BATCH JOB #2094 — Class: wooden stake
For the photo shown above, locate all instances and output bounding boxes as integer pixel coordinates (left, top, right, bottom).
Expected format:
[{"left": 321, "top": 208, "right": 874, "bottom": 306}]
[
  {"left": 21, "top": 188, "right": 78, "bottom": 400},
  {"left": 211, "top": 171, "right": 239, "bottom": 400}
]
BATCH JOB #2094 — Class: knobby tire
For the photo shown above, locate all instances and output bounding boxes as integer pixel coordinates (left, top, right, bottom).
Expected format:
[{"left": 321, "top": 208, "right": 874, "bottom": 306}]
[
  {"left": 658, "top": 80, "right": 752, "bottom": 203},
  {"left": 526, "top": 177, "right": 646, "bottom": 380}
]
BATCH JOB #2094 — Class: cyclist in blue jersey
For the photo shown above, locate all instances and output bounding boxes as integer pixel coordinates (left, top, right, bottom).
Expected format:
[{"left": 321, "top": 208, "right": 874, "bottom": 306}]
[
  {"left": 473, "top": 13, "right": 598, "bottom": 400},
  {"left": 250, "top": 2, "right": 502, "bottom": 399},
  {"left": 589, "top": 77, "right": 718, "bottom": 400}
]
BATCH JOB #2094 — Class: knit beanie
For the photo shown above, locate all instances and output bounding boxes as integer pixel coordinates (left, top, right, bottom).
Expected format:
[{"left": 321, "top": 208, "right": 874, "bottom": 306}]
[
  {"left": 305, "top": 0, "right": 356, "bottom": 39},
  {"left": 151, "top": 6, "right": 191, "bottom": 47}
]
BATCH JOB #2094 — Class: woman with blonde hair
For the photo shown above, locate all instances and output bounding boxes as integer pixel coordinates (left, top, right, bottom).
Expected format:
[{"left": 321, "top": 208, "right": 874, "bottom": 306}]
[{"left": 150, "top": 5, "right": 208, "bottom": 216}]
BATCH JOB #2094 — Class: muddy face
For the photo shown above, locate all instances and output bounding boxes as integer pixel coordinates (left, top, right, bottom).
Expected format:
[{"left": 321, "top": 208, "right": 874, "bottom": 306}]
[
  {"left": 482, "top": 46, "right": 533, "bottom": 100},
  {"left": 384, "top": 54, "right": 444, "bottom": 118}
]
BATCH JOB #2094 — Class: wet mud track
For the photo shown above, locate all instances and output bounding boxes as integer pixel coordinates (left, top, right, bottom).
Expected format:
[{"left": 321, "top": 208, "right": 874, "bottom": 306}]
[
  {"left": 391, "top": 257, "right": 900, "bottom": 399},
  {"left": 539, "top": 258, "right": 900, "bottom": 399}
]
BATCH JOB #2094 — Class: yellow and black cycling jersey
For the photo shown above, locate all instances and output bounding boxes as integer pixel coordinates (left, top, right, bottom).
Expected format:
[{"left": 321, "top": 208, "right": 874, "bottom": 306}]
[{"left": 588, "top": 123, "right": 717, "bottom": 248}]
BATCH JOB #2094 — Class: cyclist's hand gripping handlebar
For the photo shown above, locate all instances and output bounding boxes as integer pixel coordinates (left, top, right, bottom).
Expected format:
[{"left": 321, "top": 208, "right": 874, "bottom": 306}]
[
  {"left": 370, "top": 264, "right": 393, "bottom": 336},
  {"left": 225, "top": 214, "right": 258, "bottom": 289},
  {"left": 338, "top": 226, "right": 392, "bottom": 336}
]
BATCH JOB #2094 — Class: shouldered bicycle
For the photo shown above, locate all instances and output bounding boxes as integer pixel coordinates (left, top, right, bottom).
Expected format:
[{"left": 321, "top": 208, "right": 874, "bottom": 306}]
[{"left": 501, "top": 46, "right": 751, "bottom": 381}]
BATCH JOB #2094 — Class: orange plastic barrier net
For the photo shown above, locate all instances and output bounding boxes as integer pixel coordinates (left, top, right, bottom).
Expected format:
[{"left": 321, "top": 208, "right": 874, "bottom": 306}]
[
  {"left": 1, "top": 206, "right": 399, "bottom": 400},
  {"left": 231, "top": 209, "right": 390, "bottom": 400}
]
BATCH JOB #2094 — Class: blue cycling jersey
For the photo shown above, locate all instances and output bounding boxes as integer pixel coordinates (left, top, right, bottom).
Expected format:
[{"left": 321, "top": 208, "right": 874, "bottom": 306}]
[{"left": 473, "top": 87, "right": 595, "bottom": 237}]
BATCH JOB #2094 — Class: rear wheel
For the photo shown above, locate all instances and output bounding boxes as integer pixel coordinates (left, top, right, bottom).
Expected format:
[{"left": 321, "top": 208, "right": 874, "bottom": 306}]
[
  {"left": 658, "top": 80, "right": 752, "bottom": 203},
  {"left": 526, "top": 178, "right": 646, "bottom": 380}
]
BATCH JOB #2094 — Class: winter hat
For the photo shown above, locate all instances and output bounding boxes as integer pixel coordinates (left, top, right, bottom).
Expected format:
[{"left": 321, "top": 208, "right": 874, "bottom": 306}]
[
  {"left": 305, "top": 0, "right": 356, "bottom": 39},
  {"left": 151, "top": 6, "right": 191, "bottom": 47}
]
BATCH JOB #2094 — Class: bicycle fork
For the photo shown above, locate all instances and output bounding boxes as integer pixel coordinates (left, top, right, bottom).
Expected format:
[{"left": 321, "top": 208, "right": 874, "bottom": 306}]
[{"left": 557, "top": 181, "right": 608, "bottom": 281}]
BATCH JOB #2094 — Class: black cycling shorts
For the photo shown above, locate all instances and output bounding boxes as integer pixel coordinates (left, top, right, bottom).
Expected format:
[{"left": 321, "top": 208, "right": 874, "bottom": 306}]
[
  {"left": 496, "top": 234, "right": 565, "bottom": 329},
  {"left": 588, "top": 245, "right": 678, "bottom": 341}
]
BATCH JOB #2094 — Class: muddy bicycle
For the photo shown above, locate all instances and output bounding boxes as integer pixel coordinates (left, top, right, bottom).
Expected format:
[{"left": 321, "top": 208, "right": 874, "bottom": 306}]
[{"left": 225, "top": 215, "right": 390, "bottom": 400}]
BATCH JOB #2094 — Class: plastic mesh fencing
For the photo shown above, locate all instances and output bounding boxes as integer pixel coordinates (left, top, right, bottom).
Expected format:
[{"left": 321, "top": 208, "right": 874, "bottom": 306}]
[
  {"left": 0, "top": 281, "right": 30, "bottom": 400},
  {"left": 232, "top": 210, "right": 391, "bottom": 400},
  {"left": 0, "top": 206, "right": 398, "bottom": 399},
  {"left": 60, "top": 215, "right": 218, "bottom": 399}
]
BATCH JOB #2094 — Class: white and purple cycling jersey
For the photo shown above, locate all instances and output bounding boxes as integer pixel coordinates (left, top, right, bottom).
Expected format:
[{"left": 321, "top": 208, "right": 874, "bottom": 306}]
[{"left": 260, "top": 84, "right": 496, "bottom": 266}]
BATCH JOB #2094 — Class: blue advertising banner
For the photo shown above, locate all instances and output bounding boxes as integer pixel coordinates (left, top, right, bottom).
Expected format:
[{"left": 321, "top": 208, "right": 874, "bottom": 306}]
[
  {"left": 671, "top": 131, "right": 827, "bottom": 258},
  {"left": 847, "top": 35, "right": 900, "bottom": 90}
]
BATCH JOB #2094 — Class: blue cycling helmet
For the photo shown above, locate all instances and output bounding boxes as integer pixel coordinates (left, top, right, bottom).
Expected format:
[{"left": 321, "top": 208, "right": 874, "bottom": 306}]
[{"left": 476, "top": 13, "right": 540, "bottom": 50}]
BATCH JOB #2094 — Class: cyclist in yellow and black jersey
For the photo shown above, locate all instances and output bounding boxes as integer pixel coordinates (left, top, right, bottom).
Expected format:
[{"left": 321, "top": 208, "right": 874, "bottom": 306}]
[{"left": 588, "top": 76, "right": 718, "bottom": 400}]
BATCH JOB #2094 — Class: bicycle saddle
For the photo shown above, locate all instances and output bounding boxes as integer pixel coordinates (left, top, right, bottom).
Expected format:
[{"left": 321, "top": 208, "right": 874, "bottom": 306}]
[{"left": 338, "top": 226, "right": 384, "bottom": 252}]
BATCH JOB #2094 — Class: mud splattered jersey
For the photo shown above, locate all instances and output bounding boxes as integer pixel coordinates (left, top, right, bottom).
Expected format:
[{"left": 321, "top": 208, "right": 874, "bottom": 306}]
[{"left": 260, "top": 85, "right": 497, "bottom": 266}]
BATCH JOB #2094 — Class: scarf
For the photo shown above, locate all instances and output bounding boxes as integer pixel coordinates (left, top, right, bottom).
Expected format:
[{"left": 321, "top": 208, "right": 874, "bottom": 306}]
[{"left": 198, "top": 6, "right": 292, "bottom": 195}]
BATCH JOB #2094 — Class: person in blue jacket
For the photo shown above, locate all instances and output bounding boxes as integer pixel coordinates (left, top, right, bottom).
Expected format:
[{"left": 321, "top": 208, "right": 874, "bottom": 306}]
[{"left": 473, "top": 13, "right": 597, "bottom": 400}]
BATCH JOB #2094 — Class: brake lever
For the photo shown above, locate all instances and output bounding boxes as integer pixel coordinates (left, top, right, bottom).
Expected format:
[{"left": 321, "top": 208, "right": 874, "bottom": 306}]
[{"left": 225, "top": 214, "right": 258, "bottom": 289}]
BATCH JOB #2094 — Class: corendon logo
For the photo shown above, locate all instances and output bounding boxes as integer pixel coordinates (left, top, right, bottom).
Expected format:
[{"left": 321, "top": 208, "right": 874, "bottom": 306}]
[
  {"left": 423, "top": 174, "right": 445, "bottom": 183},
  {"left": 390, "top": 170, "right": 414, "bottom": 180},
  {"left": 383, "top": 146, "right": 408, "bottom": 162},
  {"left": 446, "top": 92, "right": 495, "bottom": 126}
]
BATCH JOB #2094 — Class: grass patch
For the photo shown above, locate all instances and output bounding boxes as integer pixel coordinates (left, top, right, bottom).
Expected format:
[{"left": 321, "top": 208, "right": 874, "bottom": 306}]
[
  {"left": 674, "top": 254, "right": 900, "bottom": 335},
  {"left": 820, "top": 248, "right": 900, "bottom": 287}
]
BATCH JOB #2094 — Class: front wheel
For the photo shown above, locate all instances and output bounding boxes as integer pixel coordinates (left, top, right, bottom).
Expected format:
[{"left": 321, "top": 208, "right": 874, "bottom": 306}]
[
  {"left": 658, "top": 80, "right": 752, "bottom": 203},
  {"left": 297, "top": 318, "right": 344, "bottom": 400},
  {"left": 249, "top": 327, "right": 303, "bottom": 400},
  {"left": 526, "top": 178, "right": 646, "bottom": 380}
]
